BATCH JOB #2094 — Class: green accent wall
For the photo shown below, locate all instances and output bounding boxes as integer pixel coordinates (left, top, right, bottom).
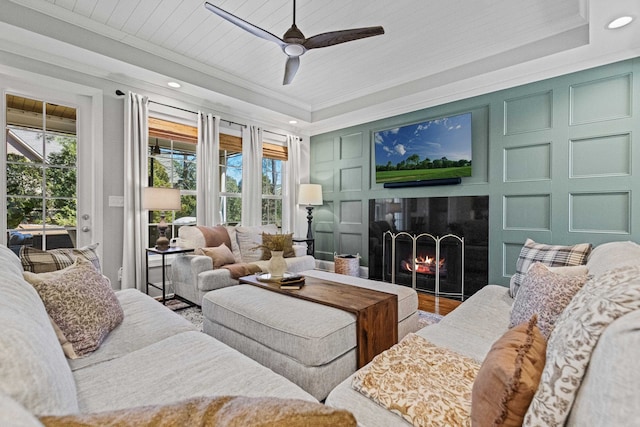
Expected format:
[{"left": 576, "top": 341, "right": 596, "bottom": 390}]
[{"left": 309, "top": 57, "right": 640, "bottom": 286}]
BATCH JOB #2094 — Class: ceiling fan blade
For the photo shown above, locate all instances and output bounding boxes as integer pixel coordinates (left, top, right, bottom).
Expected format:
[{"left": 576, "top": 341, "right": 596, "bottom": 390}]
[
  {"left": 283, "top": 56, "right": 300, "bottom": 85},
  {"left": 304, "top": 26, "right": 384, "bottom": 50},
  {"left": 204, "top": 2, "right": 285, "bottom": 48}
]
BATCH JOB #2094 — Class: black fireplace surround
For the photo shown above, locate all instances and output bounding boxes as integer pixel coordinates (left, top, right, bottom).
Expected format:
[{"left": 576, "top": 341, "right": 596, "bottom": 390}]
[{"left": 369, "top": 196, "right": 488, "bottom": 299}]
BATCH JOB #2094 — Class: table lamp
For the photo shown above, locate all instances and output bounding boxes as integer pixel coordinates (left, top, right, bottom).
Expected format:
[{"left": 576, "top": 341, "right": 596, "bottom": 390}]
[
  {"left": 298, "top": 184, "right": 323, "bottom": 240},
  {"left": 143, "top": 187, "right": 181, "bottom": 250}
]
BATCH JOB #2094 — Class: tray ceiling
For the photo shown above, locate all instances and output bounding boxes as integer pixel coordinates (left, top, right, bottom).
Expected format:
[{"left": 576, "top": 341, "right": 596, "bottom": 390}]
[{"left": 1, "top": 0, "right": 639, "bottom": 134}]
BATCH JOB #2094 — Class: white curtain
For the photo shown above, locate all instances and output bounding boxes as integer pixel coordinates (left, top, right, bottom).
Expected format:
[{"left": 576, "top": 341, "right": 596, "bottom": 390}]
[
  {"left": 282, "top": 134, "right": 301, "bottom": 233},
  {"left": 122, "top": 92, "right": 149, "bottom": 290},
  {"left": 241, "top": 125, "right": 263, "bottom": 226},
  {"left": 196, "top": 113, "right": 220, "bottom": 226}
]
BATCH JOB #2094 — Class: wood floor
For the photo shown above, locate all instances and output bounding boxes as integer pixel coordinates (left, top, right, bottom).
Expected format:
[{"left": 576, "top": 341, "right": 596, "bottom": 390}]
[{"left": 417, "top": 292, "right": 462, "bottom": 316}]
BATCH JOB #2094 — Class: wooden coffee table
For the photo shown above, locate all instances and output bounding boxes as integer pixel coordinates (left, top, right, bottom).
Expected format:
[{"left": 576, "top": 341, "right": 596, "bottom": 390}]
[{"left": 239, "top": 274, "right": 398, "bottom": 368}]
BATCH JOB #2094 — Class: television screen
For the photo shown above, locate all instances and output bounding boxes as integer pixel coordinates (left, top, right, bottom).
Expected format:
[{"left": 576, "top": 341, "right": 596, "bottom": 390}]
[{"left": 374, "top": 112, "right": 472, "bottom": 184}]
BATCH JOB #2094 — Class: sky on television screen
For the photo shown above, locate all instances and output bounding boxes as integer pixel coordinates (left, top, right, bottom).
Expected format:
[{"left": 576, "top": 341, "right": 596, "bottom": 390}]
[{"left": 375, "top": 112, "right": 472, "bottom": 166}]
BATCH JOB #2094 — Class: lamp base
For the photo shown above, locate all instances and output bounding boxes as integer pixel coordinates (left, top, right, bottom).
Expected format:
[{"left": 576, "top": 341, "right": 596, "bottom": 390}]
[
  {"left": 305, "top": 206, "right": 314, "bottom": 240},
  {"left": 155, "top": 236, "right": 170, "bottom": 251}
]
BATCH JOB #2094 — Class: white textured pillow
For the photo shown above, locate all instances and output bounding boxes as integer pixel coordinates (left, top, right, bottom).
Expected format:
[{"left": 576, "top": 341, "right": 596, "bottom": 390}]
[
  {"left": 586, "top": 241, "right": 640, "bottom": 278},
  {"left": 235, "top": 224, "right": 279, "bottom": 263}
]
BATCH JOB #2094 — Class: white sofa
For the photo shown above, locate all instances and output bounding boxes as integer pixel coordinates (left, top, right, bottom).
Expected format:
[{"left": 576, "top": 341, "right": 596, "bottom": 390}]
[
  {"left": 172, "top": 224, "right": 316, "bottom": 305},
  {"left": 0, "top": 244, "right": 319, "bottom": 425},
  {"left": 326, "top": 240, "right": 640, "bottom": 426}
]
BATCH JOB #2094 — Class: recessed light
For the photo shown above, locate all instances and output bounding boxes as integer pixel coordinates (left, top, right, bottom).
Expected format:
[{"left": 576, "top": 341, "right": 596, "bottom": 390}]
[
  {"left": 607, "top": 16, "right": 634, "bottom": 29},
  {"left": 167, "top": 81, "right": 181, "bottom": 88},
  {"left": 289, "top": 120, "right": 298, "bottom": 124}
]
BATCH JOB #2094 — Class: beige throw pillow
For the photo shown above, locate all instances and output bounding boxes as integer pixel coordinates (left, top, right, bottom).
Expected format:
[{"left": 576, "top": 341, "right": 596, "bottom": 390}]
[
  {"left": 23, "top": 257, "right": 124, "bottom": 358},
  {"left": 195, "top": 244, "right": 237, "bottom": 268}
]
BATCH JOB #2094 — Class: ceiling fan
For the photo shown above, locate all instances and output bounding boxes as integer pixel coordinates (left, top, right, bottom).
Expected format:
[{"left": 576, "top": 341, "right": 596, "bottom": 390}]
[{"left": 204, "top": 1, "right": 384, "bottom": 85}]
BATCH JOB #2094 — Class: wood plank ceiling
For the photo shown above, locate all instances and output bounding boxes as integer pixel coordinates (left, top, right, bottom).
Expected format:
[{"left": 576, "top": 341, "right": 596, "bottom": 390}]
[{"left": 31, "top": 0, "right": 587, "bottom": 111}]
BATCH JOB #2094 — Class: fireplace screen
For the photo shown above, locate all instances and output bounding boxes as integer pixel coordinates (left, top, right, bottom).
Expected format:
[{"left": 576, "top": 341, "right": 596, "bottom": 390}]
[{"left": 383, "top": 232, "right": 465, "bottom": 300}]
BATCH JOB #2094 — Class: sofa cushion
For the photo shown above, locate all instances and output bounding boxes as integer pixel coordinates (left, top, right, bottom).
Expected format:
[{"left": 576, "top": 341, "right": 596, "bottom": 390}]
[
  {"left": 73, "top": 331, "right": 316, "bottom": 413},
  {"left": 510, "top": 239, "right": 591, "bottom": 297},
  {"left": 20, "top": 243, "right": 101, "bottom": 273},
  {"left": 0, "top": 245, "right": 79, "bottom": 416},
  {"left": 352, "top": 333, "right": 479, "bottom": 427},
  {"left": 472, "top": 315, "right": 546, "bottom": 427},
  {"left": 235, "top": 224, "right": 278, "bottom": 262},
  {"left": 24, "top": 257, "right": 124, "bottom": 358},
  {"left": 260, "top": 232, "right": 295, "bottom": 259},
  {"left": 0, "top": 391, "right": 44, "bottom": 427},
  {"left": 40, "top": 395, "right": 356, "bottom": 427},
  {"left": 586, "top": 240, "right": 640, "bottom": 278},
  {"left": 68, "top": 289, "right": 196, "bottom": 371},
  {"left": 510, "top": 263, "right": 587, "bottom": 339},
  {"left": 524, "top": 265, "right": 640, "bottom": 426},
  {"left": 195, "top": 244, "right": 236, "bottom": 268}
]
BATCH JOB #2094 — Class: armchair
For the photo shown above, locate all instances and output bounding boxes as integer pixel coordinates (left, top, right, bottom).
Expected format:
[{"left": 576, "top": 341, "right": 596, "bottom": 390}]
[{"left": 171, "top": 225, "right": 316, "bottom": 305}]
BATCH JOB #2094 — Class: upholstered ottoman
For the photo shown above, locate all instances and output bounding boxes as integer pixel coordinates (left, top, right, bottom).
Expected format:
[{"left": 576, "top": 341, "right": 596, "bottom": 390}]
[{"left": 201, "top": 272, "right": 418, "bottom": 401}]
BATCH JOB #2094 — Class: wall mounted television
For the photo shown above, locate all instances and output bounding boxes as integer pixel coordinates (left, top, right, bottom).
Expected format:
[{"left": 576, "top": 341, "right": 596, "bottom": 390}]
[{"left": 374, "top": 112, "right": 472, "bottom": 185}]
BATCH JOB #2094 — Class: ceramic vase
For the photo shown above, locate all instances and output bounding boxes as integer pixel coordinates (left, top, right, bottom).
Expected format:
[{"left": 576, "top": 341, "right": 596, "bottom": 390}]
[{"left": 268, "top": 250, "right": 287, "bottom": 278}]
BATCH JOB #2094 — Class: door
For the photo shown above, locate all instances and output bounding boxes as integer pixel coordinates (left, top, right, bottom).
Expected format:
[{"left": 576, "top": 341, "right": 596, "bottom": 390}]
[{"left": 3, "top": 86, "right": 96, "bottom": 252}]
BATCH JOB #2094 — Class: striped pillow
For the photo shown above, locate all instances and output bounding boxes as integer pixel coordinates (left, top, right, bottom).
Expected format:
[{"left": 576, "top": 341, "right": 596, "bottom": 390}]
[
  {"left": 510, "top": 239, "right": 591, "bottom": 297},
  {"left": 20, "top": 243, "right": 101, "bottom": 274}
]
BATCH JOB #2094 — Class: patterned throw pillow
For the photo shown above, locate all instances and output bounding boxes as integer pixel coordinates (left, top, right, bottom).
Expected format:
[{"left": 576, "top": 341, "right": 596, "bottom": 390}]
[
  {"left": 352, "top": 333, "right": 480, "bottom": 426},
  {"left": 20, "top": 243, "right": 101, "bottom": 274},
  {"left": 524, "top": 265, "right": 640, "bottom": 426},
  {"left": 472, "top": 315, "right": 547, "bottom": 427},
  {"left": 195, "top": 244, "right": 236, "bottom": 268},
  {"left": 260, "top": 233, "right": 295, "bottom": 260},
  {"left": 510, "top": 239, "right": 591, "bottom": 297},
  {"left": 510, "top": 263, "right": 588, "bottom": 339},
  {"left": 23, "top": 257, "right": 123, "bottom": 358}
]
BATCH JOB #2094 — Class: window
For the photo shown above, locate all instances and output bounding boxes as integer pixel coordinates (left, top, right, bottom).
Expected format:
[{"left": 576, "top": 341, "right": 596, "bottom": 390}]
[
  {"left": 261, "top": 142, "right": 287, "bottom": 226},
  {"left": 262, "top": 157, "right": 282, "bottom": 225},
  {"left": 5, "top": 94, "right": 78, "bottom": 251},
  {"left": 147, "top": 136, "right": 197, "bottom": 247},
  {"left": 146, "top": 117, "right": 291, "bottom": 232}
]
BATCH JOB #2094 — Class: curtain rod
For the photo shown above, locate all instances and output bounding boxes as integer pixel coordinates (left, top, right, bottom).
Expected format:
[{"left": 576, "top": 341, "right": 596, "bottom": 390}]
[
  {"left": 115, "top": 89, "right": 302, "bottom": 140},
  {"left": 115, "top": 89, "right": 244, "bottom": 128}
]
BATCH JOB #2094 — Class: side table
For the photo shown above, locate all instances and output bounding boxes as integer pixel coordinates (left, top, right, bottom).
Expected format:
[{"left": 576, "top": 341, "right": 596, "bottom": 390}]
[
  {"left": 293, "top": 237, "right": 315, "bottom": 257},
  {"left": 145, "top": 246, "right": 194, "bottom": 304}
]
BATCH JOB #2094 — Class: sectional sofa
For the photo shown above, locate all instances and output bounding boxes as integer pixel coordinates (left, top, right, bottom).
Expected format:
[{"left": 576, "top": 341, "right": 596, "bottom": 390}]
[
  {"left": 327, "top": 240, "right": 640, "bottom": 426},
  {"left": 0, "top": 244, "right": 343, "bottom": 425}
]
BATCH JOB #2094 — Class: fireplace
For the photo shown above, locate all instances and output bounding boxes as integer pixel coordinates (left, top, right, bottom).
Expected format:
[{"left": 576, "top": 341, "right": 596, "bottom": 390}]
[
  {"left": 369, "top": 196, "right": 488, "bottom": 299},
  {"left": 383, "top": 232, "right": 465, "bottom": 299}
]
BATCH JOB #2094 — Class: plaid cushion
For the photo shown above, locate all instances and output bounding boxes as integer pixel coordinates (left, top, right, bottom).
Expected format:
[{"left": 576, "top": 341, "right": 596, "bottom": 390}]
[
  {"left": 20, "top": 243, "right": 101, "bottom": 274},
  {"left": 510, "top": 239, "right": 591, "bottom": 297}
]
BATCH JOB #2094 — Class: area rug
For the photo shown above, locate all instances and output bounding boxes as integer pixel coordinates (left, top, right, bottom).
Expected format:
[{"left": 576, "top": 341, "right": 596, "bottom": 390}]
[
  {"left": 174, "top": 307, "right": 442, "bottom": 333},
  {"left": 417, "top": 310, "right": 444, "bottom": 329}
]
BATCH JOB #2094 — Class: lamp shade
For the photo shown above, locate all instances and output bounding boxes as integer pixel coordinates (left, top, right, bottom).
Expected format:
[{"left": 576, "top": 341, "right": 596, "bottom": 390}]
[
  {"left": 298, "top": 184, "right": 323, "bottom": 205},
  {"left": 143, "top": 187, "right": 181, "bottom": 211}
]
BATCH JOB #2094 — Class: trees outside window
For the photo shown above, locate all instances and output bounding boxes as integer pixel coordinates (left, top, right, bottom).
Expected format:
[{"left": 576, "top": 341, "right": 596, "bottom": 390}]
[
  {"left": 147, "top": 137, "right": 196, "bottom": 247},
  {"left": 5, "top": 96, "right": 78, "bottom": 251}
]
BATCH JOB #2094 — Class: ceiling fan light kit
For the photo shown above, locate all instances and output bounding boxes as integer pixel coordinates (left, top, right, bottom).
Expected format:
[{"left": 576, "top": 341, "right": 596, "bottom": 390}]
[{"left": 204, "top": 0, "right": 384, "bottom": 85}]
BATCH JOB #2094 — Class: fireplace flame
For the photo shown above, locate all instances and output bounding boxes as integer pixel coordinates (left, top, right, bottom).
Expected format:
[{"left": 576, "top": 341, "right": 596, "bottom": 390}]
[{"left": 401, "top": 253, "right": 446, "bottom": 276}]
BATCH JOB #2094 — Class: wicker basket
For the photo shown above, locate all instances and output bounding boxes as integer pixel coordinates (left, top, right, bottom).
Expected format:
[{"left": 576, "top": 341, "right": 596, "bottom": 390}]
[{"left": 334, "top": 253, "right": 360, "bottom": 276}]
